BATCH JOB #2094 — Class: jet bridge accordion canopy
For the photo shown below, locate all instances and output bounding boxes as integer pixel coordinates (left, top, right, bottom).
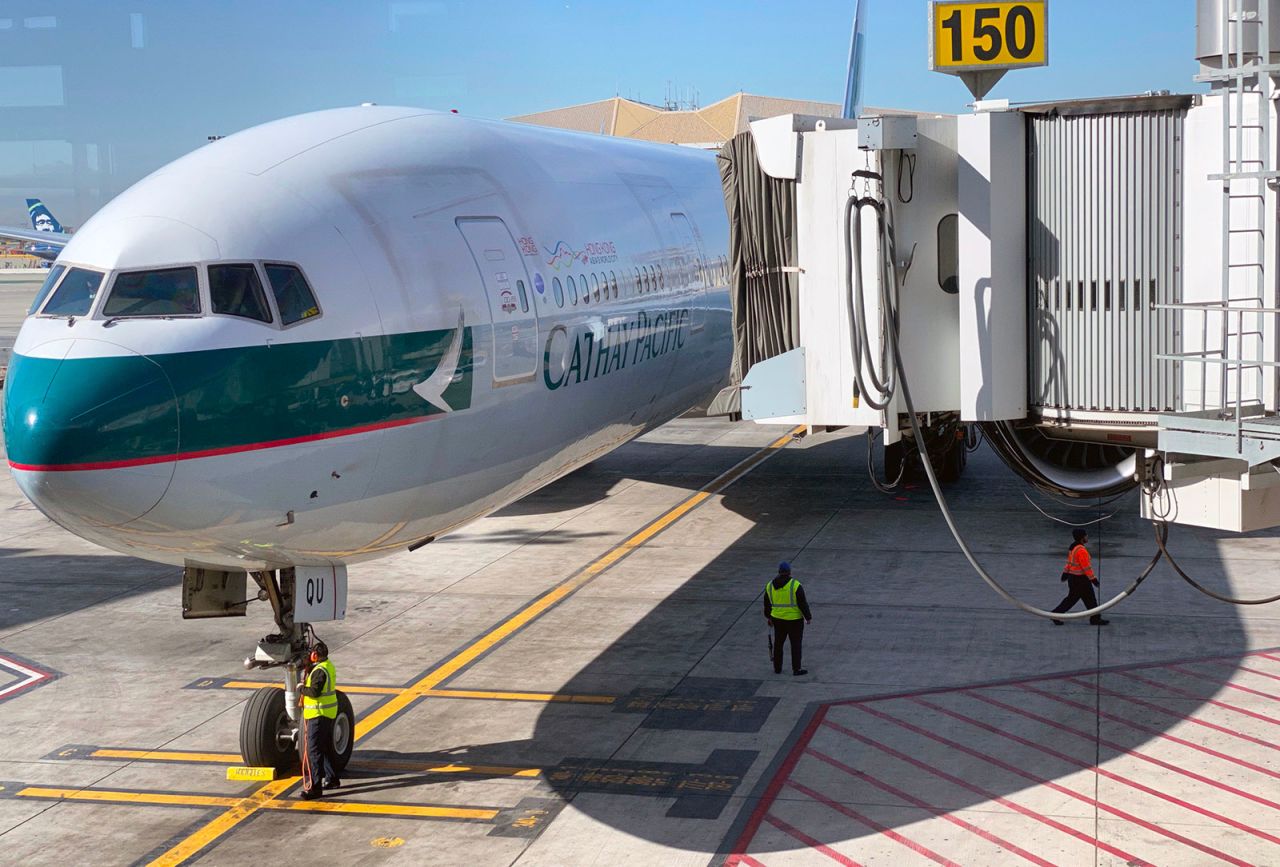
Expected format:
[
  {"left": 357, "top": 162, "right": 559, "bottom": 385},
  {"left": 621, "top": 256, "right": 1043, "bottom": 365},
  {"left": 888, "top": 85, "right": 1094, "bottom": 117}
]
[{"left": 711, "top": 131, "right": 801, "bottom": 416}]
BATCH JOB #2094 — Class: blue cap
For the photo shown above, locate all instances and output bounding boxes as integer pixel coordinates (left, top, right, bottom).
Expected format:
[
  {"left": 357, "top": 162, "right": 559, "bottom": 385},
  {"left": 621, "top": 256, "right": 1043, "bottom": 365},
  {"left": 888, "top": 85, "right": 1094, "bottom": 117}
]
[{"left": 778, "top": 562, "right": 791, "bottom": 574}]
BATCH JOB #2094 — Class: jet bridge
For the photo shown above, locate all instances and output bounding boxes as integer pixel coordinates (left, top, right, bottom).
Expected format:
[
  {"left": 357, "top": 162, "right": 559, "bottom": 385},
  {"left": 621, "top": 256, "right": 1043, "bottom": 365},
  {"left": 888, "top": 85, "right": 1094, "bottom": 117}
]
[{"left": 716, "top": 0, "right": 1280, "bottom": 534}]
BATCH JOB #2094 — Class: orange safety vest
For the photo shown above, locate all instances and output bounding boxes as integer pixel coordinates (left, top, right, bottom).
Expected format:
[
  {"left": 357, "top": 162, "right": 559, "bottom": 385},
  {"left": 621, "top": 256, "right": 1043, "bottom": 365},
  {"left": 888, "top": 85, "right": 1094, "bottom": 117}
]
[{"left": 1063, "top": 545, "right": 1095, "bottom": 580}]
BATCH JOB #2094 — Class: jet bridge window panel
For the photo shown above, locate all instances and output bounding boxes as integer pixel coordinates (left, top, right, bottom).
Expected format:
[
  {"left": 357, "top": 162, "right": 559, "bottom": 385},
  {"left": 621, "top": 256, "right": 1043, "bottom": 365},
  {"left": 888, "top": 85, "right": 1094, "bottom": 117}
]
[{"left": 1028, "top": 109, "right": 1183, "bottom": 419}]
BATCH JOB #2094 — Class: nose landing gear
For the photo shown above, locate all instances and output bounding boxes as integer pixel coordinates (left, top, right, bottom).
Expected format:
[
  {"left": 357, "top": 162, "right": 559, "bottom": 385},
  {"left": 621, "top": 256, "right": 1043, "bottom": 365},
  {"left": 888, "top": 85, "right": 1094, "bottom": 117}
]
[{"left": 238, "top": 569, "right": 353, "bottom": 773}]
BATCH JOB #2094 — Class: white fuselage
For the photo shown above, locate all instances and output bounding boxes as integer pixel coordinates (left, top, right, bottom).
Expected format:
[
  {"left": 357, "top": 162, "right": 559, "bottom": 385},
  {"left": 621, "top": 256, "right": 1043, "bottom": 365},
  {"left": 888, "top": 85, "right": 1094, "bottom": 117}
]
[{"left": 4, "top": 107, "right": 732, "bottom": 570}]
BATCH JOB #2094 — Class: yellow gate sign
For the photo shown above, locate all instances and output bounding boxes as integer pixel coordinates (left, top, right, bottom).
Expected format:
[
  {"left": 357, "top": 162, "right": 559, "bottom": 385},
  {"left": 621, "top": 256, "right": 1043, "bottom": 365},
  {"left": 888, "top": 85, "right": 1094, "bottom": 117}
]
[{"left": 930, "top": 1, "right": 1048, "bottom": 72}]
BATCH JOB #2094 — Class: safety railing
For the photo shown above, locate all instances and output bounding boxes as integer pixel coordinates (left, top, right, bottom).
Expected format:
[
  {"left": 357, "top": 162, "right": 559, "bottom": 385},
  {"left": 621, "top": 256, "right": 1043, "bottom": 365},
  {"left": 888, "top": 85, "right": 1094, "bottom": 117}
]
[{"left": 1156, "top": 298, "right": 1276, "bottom": 451}]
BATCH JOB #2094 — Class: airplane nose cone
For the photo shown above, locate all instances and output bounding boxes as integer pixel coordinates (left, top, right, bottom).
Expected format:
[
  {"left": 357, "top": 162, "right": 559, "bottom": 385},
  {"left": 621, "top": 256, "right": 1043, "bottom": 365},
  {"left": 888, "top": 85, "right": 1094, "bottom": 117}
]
[{"left": 4, "top": 340, "right": 179, "bottom": 527}]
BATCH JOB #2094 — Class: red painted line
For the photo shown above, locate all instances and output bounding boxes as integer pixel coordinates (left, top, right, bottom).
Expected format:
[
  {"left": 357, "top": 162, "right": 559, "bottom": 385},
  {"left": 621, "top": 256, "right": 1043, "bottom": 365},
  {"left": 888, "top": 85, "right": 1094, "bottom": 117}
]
[
  {"left": 786, "top": 780, "right": 960, "bottom": 867},
  {"left": 1170, "top": 664, "right": 1280, "bottom": 702},
  {"left": 1261, "top": 653, "right": 1280, "bottom": 665},
  {"left": 1116, "top": 670, "right": 1280, "bottom": 727},
  {"left": 7, "top": 414, "right": 438, "bottom": 472},
  {"left": 1068, "top": 676, "right": 1280, "bottom": 754},
  {"left": 1020, "top": 683, "right": 1280, "bottom": 781},
  {"left": 911, "top": 697, "right": 1273, "bottom": 859},
  {"left": 821, "top": 648, "right": 1280, "bottom": 710},
  {"left": 762, "top": 814, "right": 861, "bottom": 867},
  {"left": 0, "top": 655, "right": 53, "bottom": 700},
  {"left": 1198, "top": 655, "right": 1280, "bottom": 681},
  {"left": 804, "top": 748, "right": 1054, "bottom": 867},
  {"left": 968, "top": 690, "right": 1280, "bottom": 815},
  {"left": 1233, "top": 664, "right": 1280, "bottom": 684},
  {"left": 1200, "top": 657, "right": 1280, "bottom": 685},
  {"left": 822, "top": 718, "right": 1146, "bottom": 864},
  {"left": 726, "top": 705, "right": 829, "bottom": 862},
  {"left": 856, "top": 702, "right": 1249, "bottom": 866}
]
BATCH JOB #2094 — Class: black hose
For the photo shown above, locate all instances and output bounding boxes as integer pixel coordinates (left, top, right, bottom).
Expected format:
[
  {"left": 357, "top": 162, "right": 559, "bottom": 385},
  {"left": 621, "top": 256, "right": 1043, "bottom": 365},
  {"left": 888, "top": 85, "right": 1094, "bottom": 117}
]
[
  {"left": 845, "top": 193, "right": 894, "bottom": 409},
  {"left": 876, "top": 189, "right": 1161, "bottom": 621},
  {"left": 1154, "top": 523, "right": 1280, "bottom": 605},
  {"left": 866, "top": 430, "right": 907, "bottom": 494}
]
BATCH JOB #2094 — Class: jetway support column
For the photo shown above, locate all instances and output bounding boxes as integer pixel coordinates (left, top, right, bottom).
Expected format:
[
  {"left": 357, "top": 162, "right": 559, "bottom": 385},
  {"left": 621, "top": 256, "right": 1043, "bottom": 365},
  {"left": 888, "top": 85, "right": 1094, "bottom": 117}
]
[{"left": 957, "top": 110, "right": 1027, "bottom": 422}]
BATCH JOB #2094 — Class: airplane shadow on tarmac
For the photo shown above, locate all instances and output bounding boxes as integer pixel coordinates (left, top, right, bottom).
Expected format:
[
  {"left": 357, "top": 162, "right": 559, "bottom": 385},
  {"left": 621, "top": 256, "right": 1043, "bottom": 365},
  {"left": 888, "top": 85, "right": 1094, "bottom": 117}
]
[{"left": 370, "top": 431, "right": 1265, "bottom": 859}]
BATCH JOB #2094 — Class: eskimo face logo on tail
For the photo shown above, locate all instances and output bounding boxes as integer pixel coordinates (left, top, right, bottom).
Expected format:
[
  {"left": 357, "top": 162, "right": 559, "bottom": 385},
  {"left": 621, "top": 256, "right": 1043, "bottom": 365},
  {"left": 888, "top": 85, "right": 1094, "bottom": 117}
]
[
  {"left": 26, "top": 199, "right": 62, "bottom": 234},
  {"left": 413, "top": 309, "right": 472, "bottom": 413}
]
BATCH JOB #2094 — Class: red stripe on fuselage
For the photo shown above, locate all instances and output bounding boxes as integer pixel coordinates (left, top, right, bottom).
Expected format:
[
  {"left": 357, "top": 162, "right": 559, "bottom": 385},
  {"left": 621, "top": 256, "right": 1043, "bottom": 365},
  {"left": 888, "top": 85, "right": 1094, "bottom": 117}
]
[{"left": 7, "top": 413, "right": 440, "bottom": 472}]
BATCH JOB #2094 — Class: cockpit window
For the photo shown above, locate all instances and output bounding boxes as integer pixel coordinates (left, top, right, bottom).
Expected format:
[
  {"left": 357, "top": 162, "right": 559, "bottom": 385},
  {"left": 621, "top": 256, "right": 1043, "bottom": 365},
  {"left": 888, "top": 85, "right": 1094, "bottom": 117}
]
[
  {"left": 264, "top": 264, "right": 320, "bottom": 325},
  {"left": 103, "top": 266, "right": 200, "bottom": 317},
  {"left": 41, "top": 267, "right": 104, "bottom": 317},
  {"left": 210, "top": 263, "right": 272, "bottom": 323},
  {"left": 28, "top": 264, "right": 65, "bottom": 315}
]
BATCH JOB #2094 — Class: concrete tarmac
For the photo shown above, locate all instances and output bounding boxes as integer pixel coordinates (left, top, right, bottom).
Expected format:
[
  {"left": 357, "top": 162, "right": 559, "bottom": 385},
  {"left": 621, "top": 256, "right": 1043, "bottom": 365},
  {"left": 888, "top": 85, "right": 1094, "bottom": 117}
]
[{"left": 0, "top": 276, "right": 1278, "bottom": 865}]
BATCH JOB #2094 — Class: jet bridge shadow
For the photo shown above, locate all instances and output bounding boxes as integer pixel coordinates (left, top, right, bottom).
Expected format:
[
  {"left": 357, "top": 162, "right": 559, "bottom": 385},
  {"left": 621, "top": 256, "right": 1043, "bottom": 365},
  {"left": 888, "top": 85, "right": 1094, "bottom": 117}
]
[
  {"left": 494, "top": 438, "right": 747, "bottom": 517},
  {"left": 0, "top": 547, "right": 177, "bottom": 636},
  {"left": 401, "top": 429, "right": 1262, "bottom": 858}
]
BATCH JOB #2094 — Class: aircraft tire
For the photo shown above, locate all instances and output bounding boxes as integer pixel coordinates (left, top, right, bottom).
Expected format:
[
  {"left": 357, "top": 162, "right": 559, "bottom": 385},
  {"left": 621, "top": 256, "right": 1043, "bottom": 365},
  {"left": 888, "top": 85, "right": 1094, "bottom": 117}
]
[
  {"left": 333, "top": 691, "right": 355, "bottom": 772},
  {"left": 240, "top": 686, "right": 297, "bottom": 771}
]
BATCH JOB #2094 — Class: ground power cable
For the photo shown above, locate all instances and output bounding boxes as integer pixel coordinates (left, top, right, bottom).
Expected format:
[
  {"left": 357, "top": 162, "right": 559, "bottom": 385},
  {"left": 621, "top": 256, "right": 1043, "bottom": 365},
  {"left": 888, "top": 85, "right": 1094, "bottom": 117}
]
[
  {"left": 868, "top": 167, "right": 1163, "bottom": 621},
  {"left": 1020, "top": 492, "right": 1124, "bottom": 528},
  {"left": 1153, "top": 523, "right": 1280, "bottom": 605}
]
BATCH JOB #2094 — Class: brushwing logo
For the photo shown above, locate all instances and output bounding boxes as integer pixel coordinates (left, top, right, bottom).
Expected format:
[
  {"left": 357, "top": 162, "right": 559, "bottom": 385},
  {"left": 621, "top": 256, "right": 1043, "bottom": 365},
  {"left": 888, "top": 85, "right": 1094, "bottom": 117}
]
[{"left": 413, "top": 310, "right": 471, "bottom": 413}]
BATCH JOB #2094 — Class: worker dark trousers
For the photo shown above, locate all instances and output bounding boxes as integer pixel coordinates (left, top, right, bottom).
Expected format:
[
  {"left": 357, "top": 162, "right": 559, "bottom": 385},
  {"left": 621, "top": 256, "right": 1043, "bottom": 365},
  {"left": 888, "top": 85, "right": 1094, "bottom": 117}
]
[
  {"left": 302, "top": 715, "right": 339, "bottom": 795},
  {"left": 1052, "top": 575, "right": 1104, "bottom": 623},
  {"left": 772, "top": 618, "right": 804, "bottom": 674}
]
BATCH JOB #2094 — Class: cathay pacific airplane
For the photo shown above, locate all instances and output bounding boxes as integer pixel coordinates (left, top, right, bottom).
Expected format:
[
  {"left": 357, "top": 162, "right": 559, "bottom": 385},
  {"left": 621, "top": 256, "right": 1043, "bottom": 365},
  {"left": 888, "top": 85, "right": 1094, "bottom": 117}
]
[
  {"left": 2, "top": 106, "right": 732, "bottom": 768},
  {"left": 0, "top": 198, "right": 72, "bottom": 261}
]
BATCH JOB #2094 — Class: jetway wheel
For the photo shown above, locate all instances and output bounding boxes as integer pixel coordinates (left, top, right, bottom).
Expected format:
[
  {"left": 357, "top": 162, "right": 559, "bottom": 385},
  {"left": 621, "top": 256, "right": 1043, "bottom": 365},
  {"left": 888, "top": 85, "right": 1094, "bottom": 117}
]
[
  {"left": 240, "top": 686, "right": 298, "bottom": 771},
  {"left": 333, "top": 691, "right": 354, "bottom": 772},
  {"left": 882, "top": 422, "right": 968, "bottom": 486},
  {"left": 981, "top": 421, "right": 1137, "bottom": 499}
]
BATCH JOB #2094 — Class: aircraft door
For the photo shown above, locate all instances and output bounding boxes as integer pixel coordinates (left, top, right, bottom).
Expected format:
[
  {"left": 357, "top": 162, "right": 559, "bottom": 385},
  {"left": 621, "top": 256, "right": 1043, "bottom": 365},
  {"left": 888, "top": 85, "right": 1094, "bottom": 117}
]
[
  {"left": 669, "top": 213, "right": 706, "bottom": 332},
  {"left": 456, "top": 218, "right": 540, "bottom": 384}
]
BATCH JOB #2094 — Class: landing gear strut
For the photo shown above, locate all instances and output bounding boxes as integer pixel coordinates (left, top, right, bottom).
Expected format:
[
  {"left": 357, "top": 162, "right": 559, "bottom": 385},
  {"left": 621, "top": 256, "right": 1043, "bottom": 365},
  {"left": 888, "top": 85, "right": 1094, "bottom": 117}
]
[{"left": 239, "top": 568, "right": 354, "bottom": 773}]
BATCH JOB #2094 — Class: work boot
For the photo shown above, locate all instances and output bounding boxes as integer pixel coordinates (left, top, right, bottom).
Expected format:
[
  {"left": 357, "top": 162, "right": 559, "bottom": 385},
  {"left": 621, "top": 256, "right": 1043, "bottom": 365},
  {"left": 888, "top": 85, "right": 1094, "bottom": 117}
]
[
  {"left": 1052, "top": 619, "right": 1064, "bottom": 626},
  {"left": 1090, "top": 617, "right": 1111, "bottom": 626},
  {"left": 792, "top": 669, "right": 808, "bottom": 676},
  {"left": 323, "top": 777, "right": 341, "bottom": 789},
  {"left": 299, "top": 787, "right": 321, "bottom": 800}
]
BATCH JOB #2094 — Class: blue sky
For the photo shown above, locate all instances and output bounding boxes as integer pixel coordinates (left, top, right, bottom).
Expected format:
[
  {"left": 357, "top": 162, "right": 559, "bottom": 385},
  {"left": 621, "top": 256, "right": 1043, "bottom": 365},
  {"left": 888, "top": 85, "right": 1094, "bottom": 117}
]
[{"left": 0, "top": 1, "right": 1200, "bottom": 226}]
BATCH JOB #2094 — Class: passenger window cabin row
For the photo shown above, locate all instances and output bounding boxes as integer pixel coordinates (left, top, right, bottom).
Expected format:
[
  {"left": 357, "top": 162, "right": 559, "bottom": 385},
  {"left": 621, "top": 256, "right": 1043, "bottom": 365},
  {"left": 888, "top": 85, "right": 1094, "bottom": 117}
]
[
  {"left": 30, "top": 261, "right": 321, "bottom": 327},
  {"left": 543, "top": 264, "right": 666, "bottom": 311},
  {"left": 536, "top": 253, "right": 729, "bottom": 312}
]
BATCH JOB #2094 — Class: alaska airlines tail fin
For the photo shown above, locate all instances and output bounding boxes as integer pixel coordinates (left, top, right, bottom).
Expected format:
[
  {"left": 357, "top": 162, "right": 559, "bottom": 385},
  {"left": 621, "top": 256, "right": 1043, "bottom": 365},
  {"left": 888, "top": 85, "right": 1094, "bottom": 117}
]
[
  {"left": 842, "top": 0, "right": 868, "bottom": 120},
  {"left": 26, "top": 199, "right": 63, "bottom": 233}
]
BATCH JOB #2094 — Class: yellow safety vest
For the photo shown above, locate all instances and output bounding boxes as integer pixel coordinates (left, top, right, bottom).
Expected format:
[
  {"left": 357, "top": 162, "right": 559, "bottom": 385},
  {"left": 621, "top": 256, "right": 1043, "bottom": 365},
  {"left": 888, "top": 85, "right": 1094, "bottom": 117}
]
[
  {"left": 302, "top": 659, "right": 337, "bottom": 720},
  {"left": 766, "top": 578, "right": 803, "bottom": 620}
]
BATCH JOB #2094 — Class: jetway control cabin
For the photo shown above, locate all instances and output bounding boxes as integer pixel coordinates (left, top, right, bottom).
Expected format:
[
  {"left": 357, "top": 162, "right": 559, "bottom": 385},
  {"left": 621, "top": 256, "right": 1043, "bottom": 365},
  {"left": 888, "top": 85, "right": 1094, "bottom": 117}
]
[{"left": 713, "top": 2, "right": 1280, "bottom": 534}]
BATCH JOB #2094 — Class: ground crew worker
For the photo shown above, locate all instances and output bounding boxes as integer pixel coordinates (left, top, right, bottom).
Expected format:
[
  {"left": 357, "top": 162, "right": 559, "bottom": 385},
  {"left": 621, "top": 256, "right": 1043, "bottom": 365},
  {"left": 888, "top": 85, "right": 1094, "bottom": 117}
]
[
  {"left": 763, "top": 562, "right": 812, "bottom": 675},
  {"left": 298, "top": 640, "right": 341, "bottom": 799},
  {"left": 1051, "top": 529, "right": 1111, "bottom": 626}
]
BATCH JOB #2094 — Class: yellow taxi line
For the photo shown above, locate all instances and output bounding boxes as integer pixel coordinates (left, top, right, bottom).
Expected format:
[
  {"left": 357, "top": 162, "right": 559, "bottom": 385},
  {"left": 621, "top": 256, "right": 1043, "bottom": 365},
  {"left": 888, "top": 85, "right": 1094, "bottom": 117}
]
[
  {"left": 219, "top": 679, "right": 615, "bottom": 704},
  {"left": 85, "top": 746, "right": 542, "bottom": 778},
  {"left": 148, "top": 425, "right": 803, "bottom": 865},
  {"left": 17, "top": 786, "right": 497, "bottom": 821}
]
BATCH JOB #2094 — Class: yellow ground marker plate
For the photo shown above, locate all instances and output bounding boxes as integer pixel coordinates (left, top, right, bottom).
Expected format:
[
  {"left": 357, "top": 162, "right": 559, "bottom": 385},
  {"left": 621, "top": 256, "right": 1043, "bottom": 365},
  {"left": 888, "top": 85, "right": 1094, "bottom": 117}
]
[{"left": 226, "top": 766, "right": 276, "bottom": 782}]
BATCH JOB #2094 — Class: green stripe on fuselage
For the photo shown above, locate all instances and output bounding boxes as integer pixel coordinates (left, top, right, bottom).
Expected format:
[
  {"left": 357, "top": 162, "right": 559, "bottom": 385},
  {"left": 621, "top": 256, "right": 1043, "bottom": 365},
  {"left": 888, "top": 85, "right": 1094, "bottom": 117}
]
[{"left": 3, "top": 327, "right": 473, "bottom": 467}]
